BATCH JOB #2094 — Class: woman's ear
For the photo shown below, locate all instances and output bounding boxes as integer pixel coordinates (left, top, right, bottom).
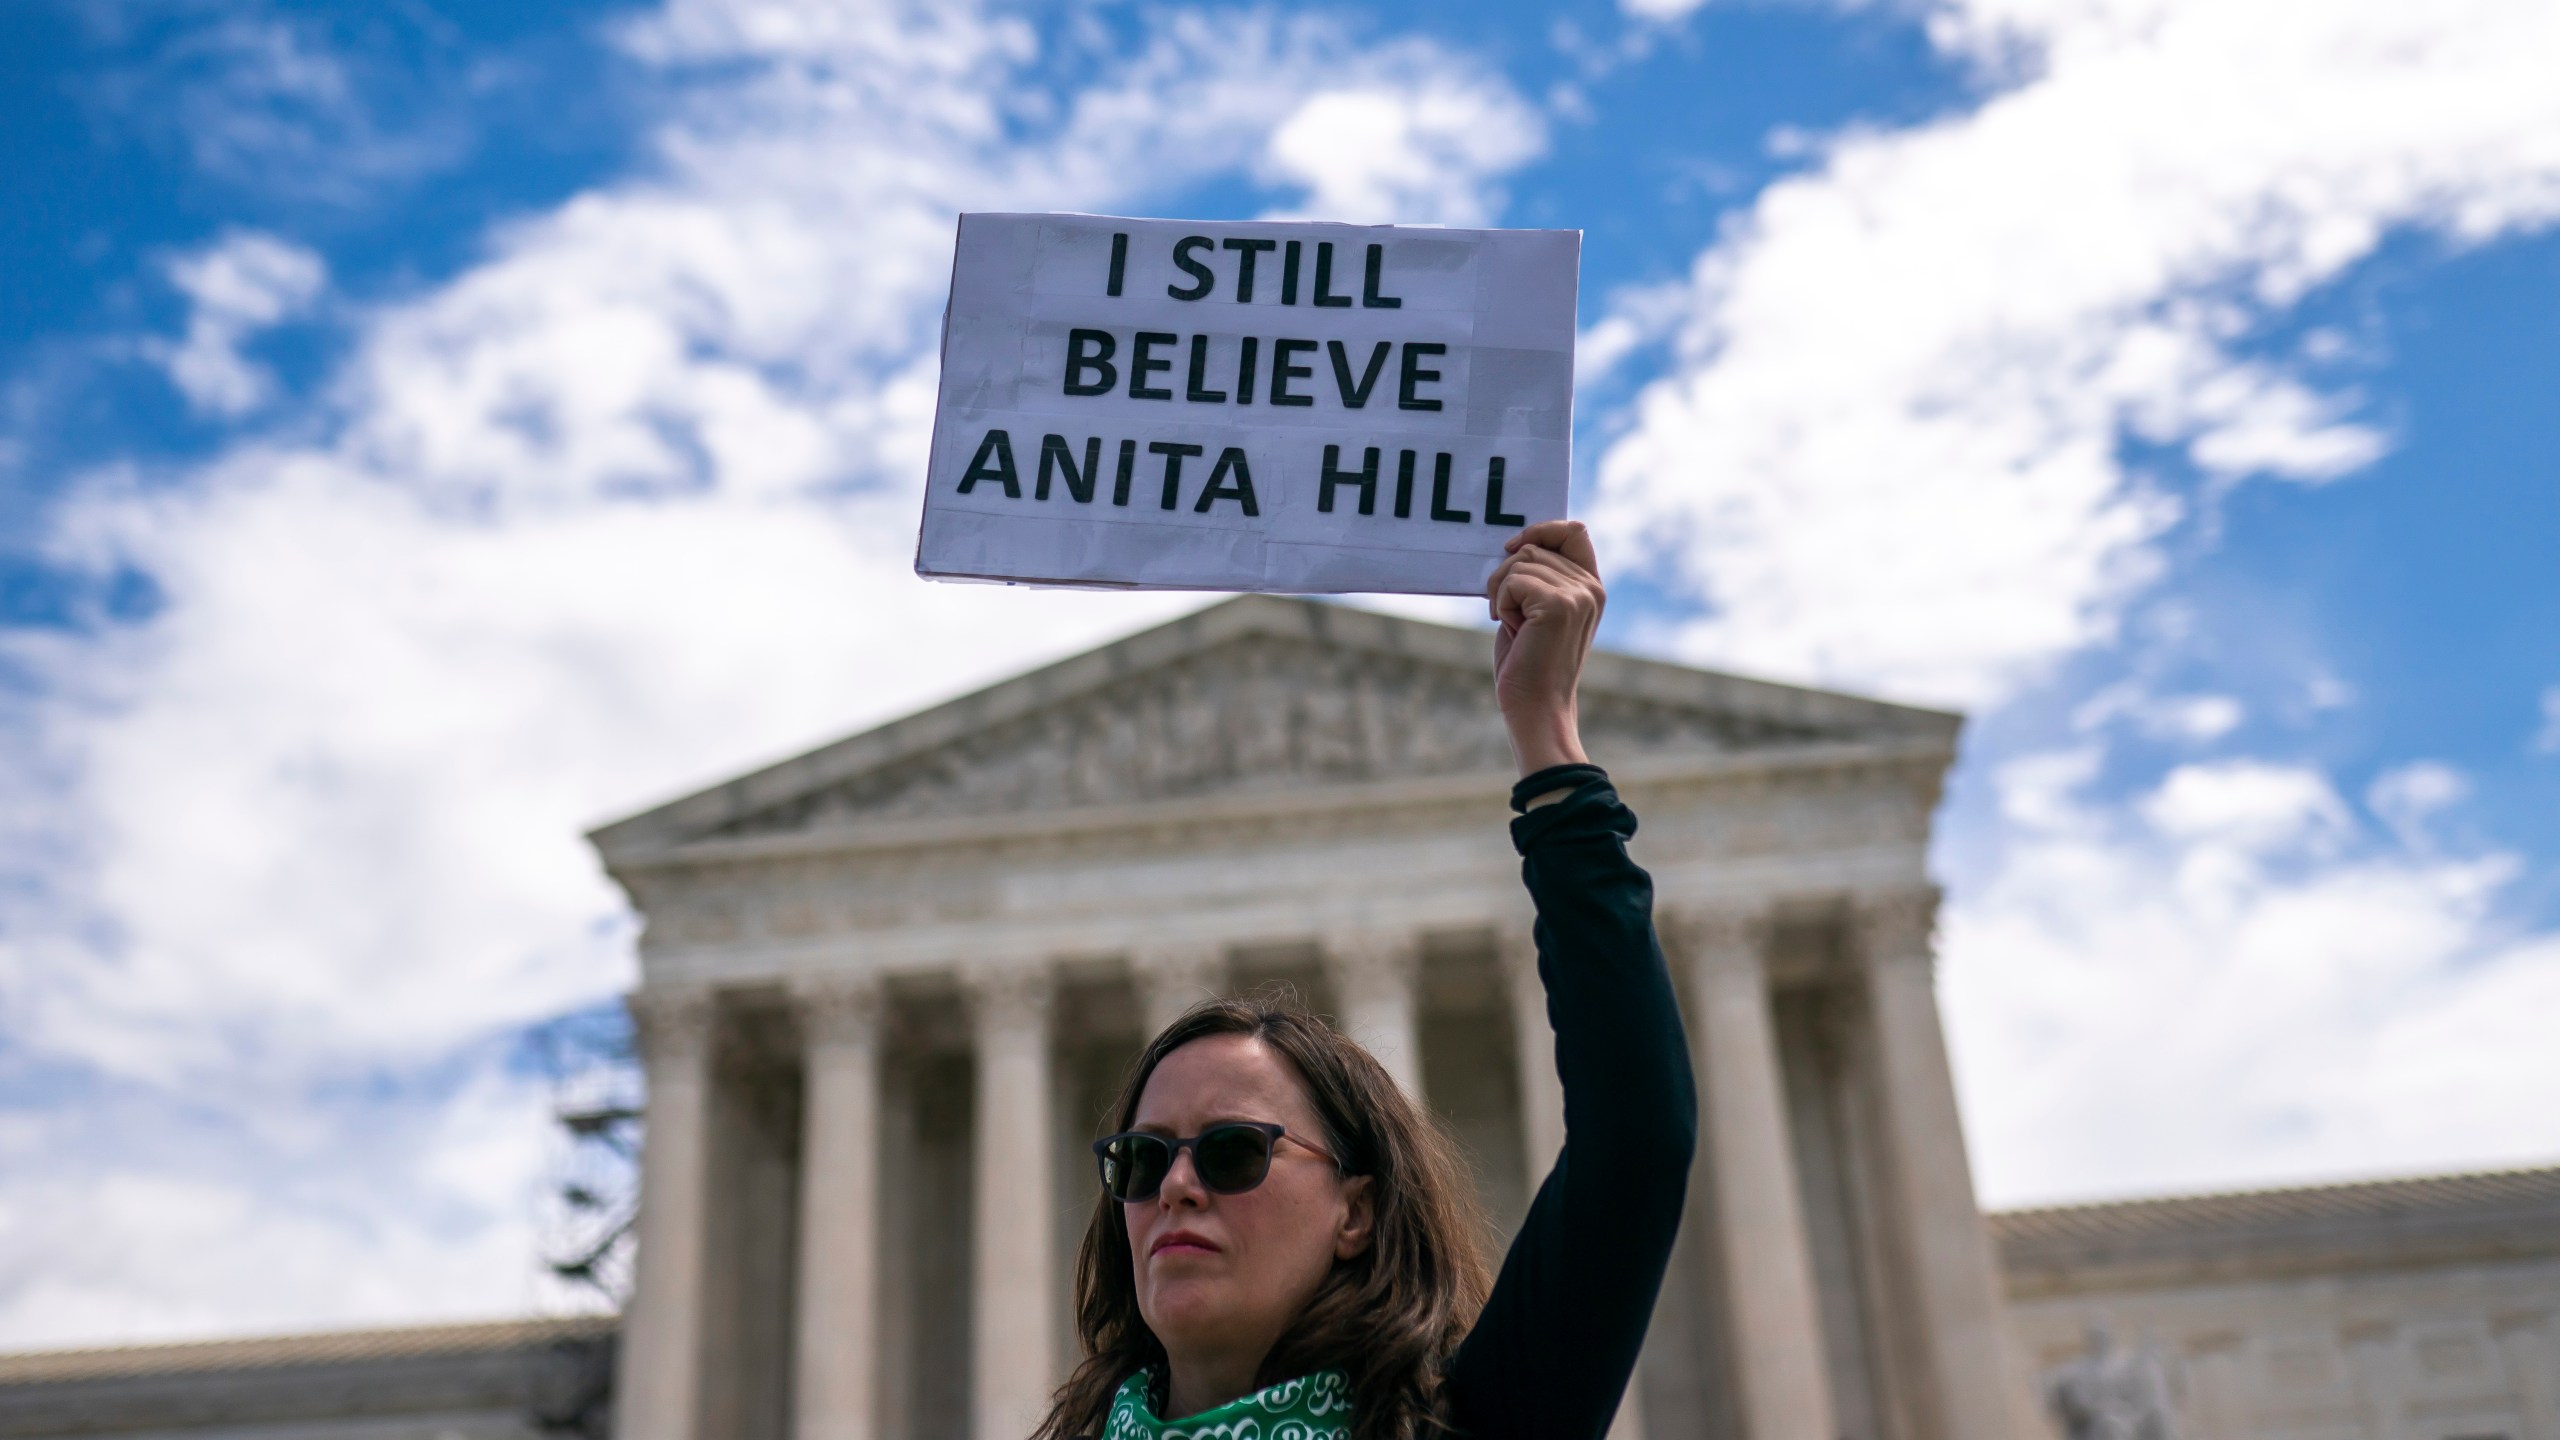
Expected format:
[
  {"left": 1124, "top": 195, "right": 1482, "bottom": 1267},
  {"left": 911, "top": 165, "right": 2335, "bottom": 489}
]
[{"left": 1334, "top": 1175, "right": 1376, "bottom": 1260}]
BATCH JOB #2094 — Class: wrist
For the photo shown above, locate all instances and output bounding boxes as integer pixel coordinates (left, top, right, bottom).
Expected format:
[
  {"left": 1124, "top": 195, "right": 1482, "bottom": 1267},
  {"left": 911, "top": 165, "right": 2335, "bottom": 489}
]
[{"left": 1506, "top": 709, "right": 1588, "bottom": 776}]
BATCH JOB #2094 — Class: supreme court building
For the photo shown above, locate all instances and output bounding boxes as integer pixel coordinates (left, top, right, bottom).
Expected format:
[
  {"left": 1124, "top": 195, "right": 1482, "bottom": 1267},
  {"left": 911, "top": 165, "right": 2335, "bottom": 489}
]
[
  {"left": 6, "top": 597, "right": 2556, "bottom": 1440},
  {"left": 585, "top": 595, "right": 2018, "bottom": 1440}
]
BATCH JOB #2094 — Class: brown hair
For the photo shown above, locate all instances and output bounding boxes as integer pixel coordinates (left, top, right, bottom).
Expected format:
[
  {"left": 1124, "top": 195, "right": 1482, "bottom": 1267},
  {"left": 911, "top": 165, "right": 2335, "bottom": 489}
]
[{"left": 1031, "top": 990, "right": 1496, "bottom": 1440}]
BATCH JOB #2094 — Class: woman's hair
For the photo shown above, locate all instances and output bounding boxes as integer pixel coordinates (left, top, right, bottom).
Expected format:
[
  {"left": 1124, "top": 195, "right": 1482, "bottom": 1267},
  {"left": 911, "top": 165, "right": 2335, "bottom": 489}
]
[{"left": 1031, "top": 989, "right": 1496, "bottom": 1440}]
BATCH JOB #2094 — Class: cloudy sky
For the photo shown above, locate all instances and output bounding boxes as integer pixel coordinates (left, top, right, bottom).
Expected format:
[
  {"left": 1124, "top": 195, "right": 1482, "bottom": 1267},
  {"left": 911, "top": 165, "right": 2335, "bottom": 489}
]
[{"left": 2, "top": 0, "right": 2557, "bottom": 1349}]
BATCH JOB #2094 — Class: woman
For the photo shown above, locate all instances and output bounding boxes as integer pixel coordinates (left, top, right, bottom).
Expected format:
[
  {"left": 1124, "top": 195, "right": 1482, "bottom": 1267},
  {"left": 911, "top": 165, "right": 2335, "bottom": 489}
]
[{"left": 1032, "top": 521, "right": 1698, "bottom": 1440}]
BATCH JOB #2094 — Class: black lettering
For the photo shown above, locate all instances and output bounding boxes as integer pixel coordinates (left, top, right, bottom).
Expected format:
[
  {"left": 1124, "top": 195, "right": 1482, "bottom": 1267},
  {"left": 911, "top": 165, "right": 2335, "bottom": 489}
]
[
  {"left": 1326, "top": 340, "right": 1392, "bottom": 408},
  {"left": 1270, "top": 339, "right": 1317, "bottom": 406},
  {"left": 1195, "top": 447, "right": 1260, "bottom": 515},
  {"left": 1167, "top": 236, "right": 1216, "bottom": 300},
  {"left": 1185, "top": 335, "right": 1229, "bottom": 403},
  {"left": 1113, "top": 438, "right": 1138, "bottom": 506},
  {"left": 1107, "top": 232, "right": 1128, "bottom": 297},
  {"left": 1361, "top": 243, "right": 1403, "bottom": 308},
  {"left": 1064, "top": 329, "right": 1117, "bottom": 396},
  {"left": 1312, "top": 241, "right": 1353, "bottom": 307},
  {"left": 1483, "top": 455, "right": 1526, "bottom": 526},
  {"left": 1398, "top": 342, "right": 1446, "bottom": 411},
  {"left": 1149, "top": 440, "right": 1204, "bottom": 510},
  {"left": 1429, "top": 451, "right": 1469, "bottom": 522},
  {"left": 1038, "top": 434, "right": 1100, "bottom": 503},
  {"left": 1223, "top": 238, "right": 1277, "bottom": 302},
  {"left": 1394, "top": 449, "right": 1417, "bottom": 518},
  {"left": 1235, "top": 337, "right": 1258, "bottom": 405},
  {"left": 958, "top": 429, "right": 1019, "bottom": 498},
  {"left": 1130, "top": 332, "right": 1176, "bottom": 400},
  {"left": 1319, "top": 444, "right": 1379, "bottom": 516},
  {"left": 1281, "top": 240, "right": 1302, "bottom": 305}
]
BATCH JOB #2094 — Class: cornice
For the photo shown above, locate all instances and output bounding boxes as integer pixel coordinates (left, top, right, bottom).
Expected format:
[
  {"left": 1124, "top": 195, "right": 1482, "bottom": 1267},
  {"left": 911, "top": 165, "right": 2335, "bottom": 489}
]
[{"left": 603, "top": 736, "right": 1955, "bottom": 876}]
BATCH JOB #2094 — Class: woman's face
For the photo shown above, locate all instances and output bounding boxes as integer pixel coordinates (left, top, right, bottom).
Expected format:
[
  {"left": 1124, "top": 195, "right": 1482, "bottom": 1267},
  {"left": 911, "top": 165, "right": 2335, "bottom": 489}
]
[{"left": 1123, "top": 1034, "right": 1373, "bottom": 1369}]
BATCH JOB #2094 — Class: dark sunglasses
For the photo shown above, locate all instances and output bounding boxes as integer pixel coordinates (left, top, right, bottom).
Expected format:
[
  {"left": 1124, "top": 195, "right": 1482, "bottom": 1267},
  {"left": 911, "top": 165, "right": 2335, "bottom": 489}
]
[{"left": 1091, "top": 1122, "right": 1333, "bottom": 1202}]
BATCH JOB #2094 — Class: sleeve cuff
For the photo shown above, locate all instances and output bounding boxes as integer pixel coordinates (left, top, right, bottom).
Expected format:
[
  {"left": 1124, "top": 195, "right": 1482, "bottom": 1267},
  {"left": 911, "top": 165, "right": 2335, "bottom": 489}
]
[
  {"left": 1510, "top": 763, "right": 1610, "bottom": 814},
  {"left": 1508, "top": 765, "right": 1638, "bottom": 854}
]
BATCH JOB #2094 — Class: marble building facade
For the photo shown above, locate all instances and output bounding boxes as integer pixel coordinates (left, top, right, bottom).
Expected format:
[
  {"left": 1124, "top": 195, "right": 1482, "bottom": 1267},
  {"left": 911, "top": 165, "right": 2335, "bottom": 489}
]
[{"left": 584, "top": 595, "right": 2033, "bottom": 1440}]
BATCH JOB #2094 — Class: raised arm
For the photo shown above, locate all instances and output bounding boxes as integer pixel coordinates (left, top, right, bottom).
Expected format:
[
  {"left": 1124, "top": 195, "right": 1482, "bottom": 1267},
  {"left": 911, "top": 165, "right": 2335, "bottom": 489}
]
[{"left": 1444, "top": 522, "right": 1699, "bottom": 1440}]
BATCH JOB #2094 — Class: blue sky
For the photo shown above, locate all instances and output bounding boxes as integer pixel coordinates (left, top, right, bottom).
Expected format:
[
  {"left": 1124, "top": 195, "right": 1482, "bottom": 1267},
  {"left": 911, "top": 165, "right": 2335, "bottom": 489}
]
[{"left": 2, "top": 0, "right": 2556, "bottom": 1347}]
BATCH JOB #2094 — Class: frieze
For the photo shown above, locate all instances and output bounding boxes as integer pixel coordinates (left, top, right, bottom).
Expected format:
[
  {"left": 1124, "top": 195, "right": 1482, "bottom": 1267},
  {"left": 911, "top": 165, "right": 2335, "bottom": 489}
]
[{"left": 704, "top": 634, "right": 1830, "bottom": 839}]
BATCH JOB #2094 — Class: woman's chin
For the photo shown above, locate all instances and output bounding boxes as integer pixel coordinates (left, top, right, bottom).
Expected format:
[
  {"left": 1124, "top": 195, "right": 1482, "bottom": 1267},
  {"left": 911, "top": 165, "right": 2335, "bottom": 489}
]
[{"left": 1141, "top": 1278, "right": 1240, "bottom": 1335}]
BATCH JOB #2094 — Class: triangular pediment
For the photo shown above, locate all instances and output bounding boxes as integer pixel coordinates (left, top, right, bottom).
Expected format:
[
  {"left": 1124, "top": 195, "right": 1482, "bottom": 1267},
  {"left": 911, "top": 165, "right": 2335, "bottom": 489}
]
[{"left": 588, "top": 596, "right": 1958, "bottom": 863}]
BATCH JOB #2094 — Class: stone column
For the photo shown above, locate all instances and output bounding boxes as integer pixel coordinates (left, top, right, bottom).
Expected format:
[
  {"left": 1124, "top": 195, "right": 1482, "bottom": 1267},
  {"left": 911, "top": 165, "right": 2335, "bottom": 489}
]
[
  {"left": 1679, "top": 905, "right": 1838, "bottom": 1440},
  {"left": 1132, "top": 942, "right": 1227, "bottom": 1038},
  {"left": 1499, "top": 930, "right": 1566, "bottom": 1182},
  {"left": 618, "top": 987, "right": 719, "bottom": 1440},
  {"left": 794, "top": 977, "right": 884, "bottom": 1440},
  {"left": 967, "top": 966, "right": 1058, "bottom": 1440},
  {"left": 1852, "top": 889, "right": 2025, "bottom": 1440},
  {"left": 1326, "top": 932, "right": 1423, "bottom": 1098}
]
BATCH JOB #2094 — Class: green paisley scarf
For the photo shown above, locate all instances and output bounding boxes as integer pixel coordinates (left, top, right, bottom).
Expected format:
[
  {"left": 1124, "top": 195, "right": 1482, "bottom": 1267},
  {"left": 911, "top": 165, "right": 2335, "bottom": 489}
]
[{"left": 1101, "top": 1368, "right": 1353, "bottom": 1440}]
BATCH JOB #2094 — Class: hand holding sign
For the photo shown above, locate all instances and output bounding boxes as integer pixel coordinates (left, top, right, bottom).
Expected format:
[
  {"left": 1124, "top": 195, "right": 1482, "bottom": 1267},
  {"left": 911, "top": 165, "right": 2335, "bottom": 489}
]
[
  {"left": 1489, "top": 520, "right": 1603, "bottom": 776},
  {"left": 916, "top": 214, "right": 1579, "bottom": 595}
]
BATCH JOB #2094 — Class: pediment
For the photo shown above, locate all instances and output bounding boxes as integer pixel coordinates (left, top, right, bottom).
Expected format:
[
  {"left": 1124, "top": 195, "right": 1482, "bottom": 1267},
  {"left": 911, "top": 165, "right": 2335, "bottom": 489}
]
[{"left": 589, "top": 596, "right": 1958, "bottom": 861}]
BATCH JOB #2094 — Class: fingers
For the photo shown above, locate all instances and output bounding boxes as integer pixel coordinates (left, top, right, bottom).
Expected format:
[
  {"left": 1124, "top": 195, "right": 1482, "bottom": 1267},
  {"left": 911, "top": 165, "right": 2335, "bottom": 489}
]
[
  {"left": 1484, "top": 532, "right": 1597, "bottom": 609},
  {"left": 1486, "top": 543, "right": 1606, "bottom": 631},
  {"left": 1502, "top": 520, "right": 1599, "bottom": 579}
]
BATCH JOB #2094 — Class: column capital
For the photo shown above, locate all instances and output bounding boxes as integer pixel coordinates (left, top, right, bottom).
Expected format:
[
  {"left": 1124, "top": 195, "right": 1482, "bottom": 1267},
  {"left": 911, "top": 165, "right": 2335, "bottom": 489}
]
[
  {"left": 627, "top": 986, "right": 717, "bottom": 1065},
  {"left": 1850, "top": 885, "right": 1943, "bottom": 968},
  {"left": 1130, "top": 941, "right": 1227, "bottom": 991},
  {"left": 792, "top": 973, "right": 883, "bottom": 1051},
  {"left": 1131, "top": 942, "right": 1228, "bottom": 1035},
  {"left": 1323, "top": 930, "right": 1421, "bottom": 1003},
  {"left": 1664, "top": 901, "right": 1774, "bottom": 978},
  {"left": 961, "top": 963, "right": 1054, "bottom": 1033}
]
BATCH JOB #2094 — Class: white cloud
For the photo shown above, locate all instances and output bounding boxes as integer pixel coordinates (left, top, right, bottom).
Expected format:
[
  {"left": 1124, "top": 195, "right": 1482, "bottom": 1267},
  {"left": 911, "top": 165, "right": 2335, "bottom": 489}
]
[
  {"left": 2072, "top": 682, "right": 2244, "bottom": 742},
  {"left": 144, "top": 230, "right": 326, "bottom": 416},
  {"left": 2536, "top": 685, "right": 2560, "bottom": 753},
  {"left": 2366, "top": 760, "right": 2468, "bottom": 847},
  {"left": 1259, "top": 76, "right": 1545, "bottom": 225},
  {"left": 1592, "top": 0, "right": 2560, "bottom": 706},
  {"left": 1944, "top": 752, "right": 2559, "bottom": 1206},
  {"left": 0, "top": 1065, "right": 577, "bottom": 1348},
  {"left": 2141, "top": 758, "right": 2346, "bottom": 852},
  {"left": 0, "top": 0, "right": 1543, "bottom": 1344}
]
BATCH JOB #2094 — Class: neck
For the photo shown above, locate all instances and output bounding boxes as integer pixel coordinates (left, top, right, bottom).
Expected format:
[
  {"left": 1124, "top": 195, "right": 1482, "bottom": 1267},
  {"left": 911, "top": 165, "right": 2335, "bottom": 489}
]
[{"left": 1162, "top": 1349, "right": 1265, "bottom": 1421}]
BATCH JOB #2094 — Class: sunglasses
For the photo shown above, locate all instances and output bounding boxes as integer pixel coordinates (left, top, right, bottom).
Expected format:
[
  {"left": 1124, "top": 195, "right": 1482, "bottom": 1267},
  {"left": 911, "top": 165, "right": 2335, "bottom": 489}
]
[{"left": 1091, "top": 1122, "right": 1334, "bottom": 1202}]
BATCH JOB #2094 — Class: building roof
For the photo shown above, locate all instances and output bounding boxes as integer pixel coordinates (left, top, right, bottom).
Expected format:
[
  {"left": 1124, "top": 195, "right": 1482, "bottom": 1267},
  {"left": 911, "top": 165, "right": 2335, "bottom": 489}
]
[
  {"left": 584, "top": 593, "right": 1962, "bottom": 868},
  {"left": 1989, "top": 1163, "right": 2560, "bottom": 1298},
  {"left": 0, "top": 1313, "right": 614, "bottom": 1387}
]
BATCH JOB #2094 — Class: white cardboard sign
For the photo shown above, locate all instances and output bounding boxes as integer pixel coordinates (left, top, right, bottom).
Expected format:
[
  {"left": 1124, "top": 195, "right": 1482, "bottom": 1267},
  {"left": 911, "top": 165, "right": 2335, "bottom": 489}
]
[{"left": 915, "top": 213, "right": 1579, "bottom": 595}]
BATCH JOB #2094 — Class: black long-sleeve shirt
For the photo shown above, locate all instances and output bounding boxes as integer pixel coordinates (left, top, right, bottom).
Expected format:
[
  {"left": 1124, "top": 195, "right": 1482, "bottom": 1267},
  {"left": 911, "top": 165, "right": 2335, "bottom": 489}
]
[{"left": 1443, "top": 764, "right": 1699, "bottom": 1440}]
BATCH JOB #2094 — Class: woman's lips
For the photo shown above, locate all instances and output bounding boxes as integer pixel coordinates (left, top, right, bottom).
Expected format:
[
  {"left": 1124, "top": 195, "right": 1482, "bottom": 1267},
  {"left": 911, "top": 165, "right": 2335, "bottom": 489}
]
[{"left": 1150, "top": 1230, "right": 1220, "bottom": 1258}]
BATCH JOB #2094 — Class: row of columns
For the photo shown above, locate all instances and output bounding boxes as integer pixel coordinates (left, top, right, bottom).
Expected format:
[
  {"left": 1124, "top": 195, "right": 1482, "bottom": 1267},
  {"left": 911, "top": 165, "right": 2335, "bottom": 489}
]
[{"left": 616, "top": 886, "right": 2015, "bottom": 1440}]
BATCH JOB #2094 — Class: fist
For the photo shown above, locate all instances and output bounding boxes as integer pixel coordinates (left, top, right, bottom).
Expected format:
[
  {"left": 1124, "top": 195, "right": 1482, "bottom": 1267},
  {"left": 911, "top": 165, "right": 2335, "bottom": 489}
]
[{"left": 1485, "top": 520, "right": 1603, "bottom": 775}]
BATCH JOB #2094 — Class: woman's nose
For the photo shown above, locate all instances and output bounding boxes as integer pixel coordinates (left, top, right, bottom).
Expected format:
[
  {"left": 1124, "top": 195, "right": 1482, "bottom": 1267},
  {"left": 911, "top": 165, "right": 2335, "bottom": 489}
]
[{"left": 1155, "top": 1148, "right": 1209, "bottom": 1207}]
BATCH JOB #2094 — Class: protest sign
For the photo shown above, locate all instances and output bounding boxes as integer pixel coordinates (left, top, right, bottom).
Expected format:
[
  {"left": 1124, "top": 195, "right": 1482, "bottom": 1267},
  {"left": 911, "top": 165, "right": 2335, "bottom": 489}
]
[{"left": 914, "top": 214, "right": 1578, "bottom": 595}]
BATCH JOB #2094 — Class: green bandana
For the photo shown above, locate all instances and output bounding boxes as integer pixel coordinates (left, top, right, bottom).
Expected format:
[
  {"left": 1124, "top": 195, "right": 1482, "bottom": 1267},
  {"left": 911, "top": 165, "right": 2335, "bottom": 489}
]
[{"left": 1101, "top": 1368, "right": 1353, "bottom": 1440}]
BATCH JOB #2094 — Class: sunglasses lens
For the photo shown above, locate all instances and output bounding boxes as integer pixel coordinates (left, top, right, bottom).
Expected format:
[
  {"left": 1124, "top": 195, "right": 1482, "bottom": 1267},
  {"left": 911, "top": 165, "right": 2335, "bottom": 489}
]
[
  {"left": 1195, "top": 1125, "right": 1276, "bottom": 1194},
  {"left": 1099, "top": 1134, "right": 1173, "bottom": 1201}
]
